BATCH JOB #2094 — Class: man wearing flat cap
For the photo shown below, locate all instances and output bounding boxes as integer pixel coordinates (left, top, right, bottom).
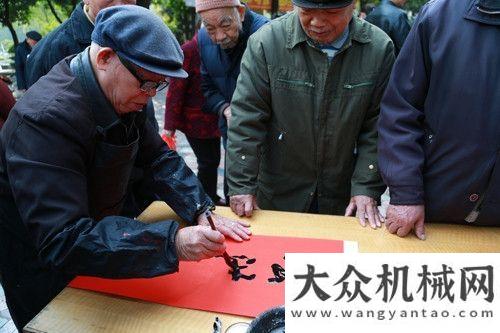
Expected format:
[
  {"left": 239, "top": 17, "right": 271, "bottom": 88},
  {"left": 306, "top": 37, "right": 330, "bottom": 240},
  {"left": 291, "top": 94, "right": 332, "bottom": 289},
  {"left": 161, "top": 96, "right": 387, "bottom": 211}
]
[
  {"left": 0, "top": 6, "right": 250, "bottom": 330},
  {"left": 14, "top": 30, "right": 42, "bottom": 91},
  {"left": 227, "top": 0, "right": 395, "bottom": 228}
]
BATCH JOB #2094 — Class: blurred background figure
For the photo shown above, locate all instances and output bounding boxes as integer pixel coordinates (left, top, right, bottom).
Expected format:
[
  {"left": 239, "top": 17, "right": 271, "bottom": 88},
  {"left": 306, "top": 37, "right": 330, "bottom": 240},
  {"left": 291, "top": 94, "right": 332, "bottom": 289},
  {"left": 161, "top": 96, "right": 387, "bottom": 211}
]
[
  {"left": 366, "top": 0, "right": 411, "bottom": 56},
  {"left": 359, "top": 2, "right": 375, "bottom": 19},
  {"left": 14, "top": 30, "right": 41, "bottom": 92},
  {"left": 164, "top": 17, "right": 222, "bottom": 204}
]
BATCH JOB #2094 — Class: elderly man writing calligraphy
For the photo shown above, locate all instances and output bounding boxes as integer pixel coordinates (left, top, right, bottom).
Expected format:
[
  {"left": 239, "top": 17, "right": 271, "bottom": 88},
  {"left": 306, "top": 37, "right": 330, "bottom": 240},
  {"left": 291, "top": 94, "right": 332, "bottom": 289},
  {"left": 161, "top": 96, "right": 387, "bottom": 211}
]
[
  {"left": 0, "top": 6, "right": 250, "bottom": 331},
  {"left": 227, "top": 0, "right": 395, "bottom": 227}
]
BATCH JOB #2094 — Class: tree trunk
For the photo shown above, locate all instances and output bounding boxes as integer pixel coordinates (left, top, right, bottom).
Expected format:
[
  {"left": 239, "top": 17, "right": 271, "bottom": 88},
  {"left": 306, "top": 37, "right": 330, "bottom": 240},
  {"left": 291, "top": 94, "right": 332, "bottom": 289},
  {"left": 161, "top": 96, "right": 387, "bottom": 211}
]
[
  {"left": 47, "top": 0, "right": 63, "bottom": 23},
  {"left": 1, "top": 0, "right": 18, "bottom": 46},
  {"left": 5, "top": 19, "right": 18, "bottom": 46}
]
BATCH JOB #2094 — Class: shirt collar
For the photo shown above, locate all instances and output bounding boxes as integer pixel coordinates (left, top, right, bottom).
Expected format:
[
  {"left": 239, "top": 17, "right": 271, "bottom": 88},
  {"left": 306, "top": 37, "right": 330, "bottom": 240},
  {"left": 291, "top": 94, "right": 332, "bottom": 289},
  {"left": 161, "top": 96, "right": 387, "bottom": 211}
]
[{"left": 286, "top": 11, "right": 371, "bottom": 50}]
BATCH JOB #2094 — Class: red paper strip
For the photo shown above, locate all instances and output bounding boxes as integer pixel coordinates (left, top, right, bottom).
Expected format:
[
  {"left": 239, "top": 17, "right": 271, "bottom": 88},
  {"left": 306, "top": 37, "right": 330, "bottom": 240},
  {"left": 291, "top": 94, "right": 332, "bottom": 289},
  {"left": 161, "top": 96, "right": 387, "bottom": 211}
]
[{"left": 70, "top": 235, "right": 344, "bottom": 317}]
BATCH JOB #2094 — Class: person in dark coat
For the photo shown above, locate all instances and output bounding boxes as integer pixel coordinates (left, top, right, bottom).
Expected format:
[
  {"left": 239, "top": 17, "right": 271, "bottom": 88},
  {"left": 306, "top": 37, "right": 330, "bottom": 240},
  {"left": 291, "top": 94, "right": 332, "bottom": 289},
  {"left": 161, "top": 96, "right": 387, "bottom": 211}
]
[
  {"left": 26, "top": 1, "right": 134, "bottom": 88},
  {"left": 14, "top": 30, "right": 41, "bottom": 91},
  {"left": 164, "top": 32, "right": 222, "bottom": 203},
  {"left": 196, "top": 0, "right": 268, "bottom": 144},
  {"left": 0, "top": 79, "right": 15, "bottom": 129},
  {"left": 365, "top": 0, "right": 410, "bottom": 55},
  {"left": 0, "top": 6, "right": 250, "bottom": 331},
  {"left": 195, "top": 0, "right": 268, "bottom": 202},
  {"left": 378, "top": 0, "right": 500, "bottom": 240}
]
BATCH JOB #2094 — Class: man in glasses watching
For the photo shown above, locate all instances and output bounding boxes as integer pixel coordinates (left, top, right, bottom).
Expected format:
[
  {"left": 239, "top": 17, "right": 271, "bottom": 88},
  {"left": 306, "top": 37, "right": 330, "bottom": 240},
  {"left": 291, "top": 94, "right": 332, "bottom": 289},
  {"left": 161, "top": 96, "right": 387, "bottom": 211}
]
[{"left": 0, "top": 6, "right": 250, "bottom": 331}]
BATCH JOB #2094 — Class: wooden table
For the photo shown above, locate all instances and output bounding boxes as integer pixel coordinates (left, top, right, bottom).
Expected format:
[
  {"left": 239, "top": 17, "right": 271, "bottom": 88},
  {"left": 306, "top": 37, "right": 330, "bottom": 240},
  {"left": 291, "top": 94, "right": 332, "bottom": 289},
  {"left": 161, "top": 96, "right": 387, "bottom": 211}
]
[{"left": 25, "top": 202, "right": 500, "bottom": 333}]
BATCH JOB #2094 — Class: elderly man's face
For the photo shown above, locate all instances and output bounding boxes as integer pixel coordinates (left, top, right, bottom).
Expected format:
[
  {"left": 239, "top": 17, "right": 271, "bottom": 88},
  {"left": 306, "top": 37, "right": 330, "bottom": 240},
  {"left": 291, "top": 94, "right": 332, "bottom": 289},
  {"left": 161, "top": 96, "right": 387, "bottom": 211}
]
[
  {"left": 85, "top": 0, "right": 136, "bottom": 21},
  {"left": 200, "top": 6, "right": 245, "bottom": 49},
  {"left": 297, "top": 4, "right": 354, "bottom": 45},
  {"left": 93, "top": 47, "right": 166, "bottom": 115}
]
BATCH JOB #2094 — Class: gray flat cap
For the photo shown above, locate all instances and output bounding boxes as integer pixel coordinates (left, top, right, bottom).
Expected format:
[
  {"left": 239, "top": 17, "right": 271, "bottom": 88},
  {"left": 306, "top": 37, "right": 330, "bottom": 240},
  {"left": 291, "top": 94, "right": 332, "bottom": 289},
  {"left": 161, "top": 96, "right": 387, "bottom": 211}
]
[{"left": 92, "top": 5, "right": 187, "bottom": 78}]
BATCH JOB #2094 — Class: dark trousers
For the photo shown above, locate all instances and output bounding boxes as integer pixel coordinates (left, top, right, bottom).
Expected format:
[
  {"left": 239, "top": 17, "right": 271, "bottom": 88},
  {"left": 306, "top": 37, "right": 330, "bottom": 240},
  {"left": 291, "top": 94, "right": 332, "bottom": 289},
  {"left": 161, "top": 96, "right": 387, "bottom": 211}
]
[
  {"left": 0, "top": 197, "right": 72, "bottom": 332},
  {"left": 186, "top": 136, "right": 221, "bottom": 203}
]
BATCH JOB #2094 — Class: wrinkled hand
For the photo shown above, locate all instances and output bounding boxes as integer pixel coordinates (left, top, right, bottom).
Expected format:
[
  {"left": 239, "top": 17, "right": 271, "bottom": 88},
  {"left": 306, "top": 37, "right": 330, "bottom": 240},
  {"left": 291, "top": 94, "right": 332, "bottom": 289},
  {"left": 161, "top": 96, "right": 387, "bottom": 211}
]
[
  {"left": 175, "top": 226, "right": 226, "bottom": 261},
  {"left": 230, "top": 194, "right": 260, "bottom": 217},
  {"left": 345, "top": 195, "right": 383, "bottom": 229},
  {"left": 223, "top": 106, "right": 232, "bottom": 125},
  {"left": 162, "top": 129, "right": 175, "bottom": 137},
  {"left": 385, "top": 204, "right": 426, "bottom": 240},
  {"left": 197, "top": 212, "right": 251, "bottom": 242}
]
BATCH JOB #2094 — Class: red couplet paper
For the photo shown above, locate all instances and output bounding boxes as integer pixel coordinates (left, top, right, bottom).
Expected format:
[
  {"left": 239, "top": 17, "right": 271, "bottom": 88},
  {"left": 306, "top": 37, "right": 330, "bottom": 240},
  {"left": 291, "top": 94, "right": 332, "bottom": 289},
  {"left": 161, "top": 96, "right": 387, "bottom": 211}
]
[{"left": 70, "top": 235, "right": 344, "bottom": 317}]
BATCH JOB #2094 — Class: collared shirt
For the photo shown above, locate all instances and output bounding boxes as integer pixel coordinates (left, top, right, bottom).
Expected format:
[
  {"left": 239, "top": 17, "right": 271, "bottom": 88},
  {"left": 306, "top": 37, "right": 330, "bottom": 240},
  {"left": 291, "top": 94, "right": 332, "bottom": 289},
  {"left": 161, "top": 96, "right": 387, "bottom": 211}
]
[{"left": 315, "top": 27, "right": 350, "bottom": 62}]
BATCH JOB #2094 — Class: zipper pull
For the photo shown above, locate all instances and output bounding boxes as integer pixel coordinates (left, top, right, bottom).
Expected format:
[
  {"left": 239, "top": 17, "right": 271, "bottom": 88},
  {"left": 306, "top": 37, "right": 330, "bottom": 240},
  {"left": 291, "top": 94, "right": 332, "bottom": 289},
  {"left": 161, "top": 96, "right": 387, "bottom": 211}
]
[{"left": 278, "top": 132, "right": 284, "bottom": 141}]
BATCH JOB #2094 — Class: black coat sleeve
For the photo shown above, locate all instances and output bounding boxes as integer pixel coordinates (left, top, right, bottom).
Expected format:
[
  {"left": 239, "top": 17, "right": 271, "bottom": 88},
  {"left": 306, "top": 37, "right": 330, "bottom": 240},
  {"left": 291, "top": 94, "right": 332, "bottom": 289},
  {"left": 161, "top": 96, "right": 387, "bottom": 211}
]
[
  {"left": 134, "top": 115, "right": 214, "bottom": 224},
  {"left": 3, "top": 110, "right": 180, "bottom": 279}
]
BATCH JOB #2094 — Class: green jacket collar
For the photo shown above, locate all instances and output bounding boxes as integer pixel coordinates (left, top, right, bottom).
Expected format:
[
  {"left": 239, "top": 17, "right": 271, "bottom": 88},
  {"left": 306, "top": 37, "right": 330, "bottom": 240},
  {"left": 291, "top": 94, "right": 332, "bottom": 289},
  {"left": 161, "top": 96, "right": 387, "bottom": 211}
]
[{"left": 286, "top": 11, "right": 371, "bottom": 50}]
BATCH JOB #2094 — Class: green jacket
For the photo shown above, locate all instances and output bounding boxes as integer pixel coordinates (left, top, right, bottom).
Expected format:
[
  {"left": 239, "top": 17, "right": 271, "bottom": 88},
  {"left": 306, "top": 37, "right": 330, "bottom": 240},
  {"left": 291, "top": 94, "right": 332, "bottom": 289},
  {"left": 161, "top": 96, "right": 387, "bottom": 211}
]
[{"left": 227, "top": 12, "right": 395, "bottom": 215}]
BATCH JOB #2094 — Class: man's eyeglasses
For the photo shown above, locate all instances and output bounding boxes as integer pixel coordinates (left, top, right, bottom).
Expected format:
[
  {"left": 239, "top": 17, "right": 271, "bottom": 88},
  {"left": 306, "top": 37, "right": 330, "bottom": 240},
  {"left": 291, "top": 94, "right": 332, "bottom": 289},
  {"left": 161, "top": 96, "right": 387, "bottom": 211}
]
[{"left": 117, "top": 54, "right": 169, "bottom": 93}]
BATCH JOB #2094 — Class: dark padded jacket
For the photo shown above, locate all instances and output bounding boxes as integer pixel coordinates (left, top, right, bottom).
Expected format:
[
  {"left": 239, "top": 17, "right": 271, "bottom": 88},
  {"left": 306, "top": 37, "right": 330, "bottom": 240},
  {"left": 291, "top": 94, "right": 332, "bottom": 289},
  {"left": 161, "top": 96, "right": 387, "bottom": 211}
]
[
  {"left": 0, "top": 54, "right": 212, "bottom": 330},
  {"left": 198, "top": 9, "right": 268, "bottom": 139},
  {"left": 378, "top": 0, "right": 500, "bottom": 225}
]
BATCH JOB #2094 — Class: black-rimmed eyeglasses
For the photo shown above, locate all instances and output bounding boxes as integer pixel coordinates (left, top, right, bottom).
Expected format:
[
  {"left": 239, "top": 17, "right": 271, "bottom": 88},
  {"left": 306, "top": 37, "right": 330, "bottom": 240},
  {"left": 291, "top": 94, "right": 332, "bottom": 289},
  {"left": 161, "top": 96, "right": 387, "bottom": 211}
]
[{"left": 117, "top": 54, "right": 169, "bottom": 93}]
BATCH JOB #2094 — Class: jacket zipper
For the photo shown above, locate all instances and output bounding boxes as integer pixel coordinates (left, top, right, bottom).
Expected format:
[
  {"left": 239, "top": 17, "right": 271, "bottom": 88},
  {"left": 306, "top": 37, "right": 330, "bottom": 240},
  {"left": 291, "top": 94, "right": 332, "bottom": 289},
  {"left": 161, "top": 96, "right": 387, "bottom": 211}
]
[
  {"left": 343, "top": 82, "right": 373, "bottom": 89},
  {"left": 277, "top": 78, "right": 315, "bottom": 88}
]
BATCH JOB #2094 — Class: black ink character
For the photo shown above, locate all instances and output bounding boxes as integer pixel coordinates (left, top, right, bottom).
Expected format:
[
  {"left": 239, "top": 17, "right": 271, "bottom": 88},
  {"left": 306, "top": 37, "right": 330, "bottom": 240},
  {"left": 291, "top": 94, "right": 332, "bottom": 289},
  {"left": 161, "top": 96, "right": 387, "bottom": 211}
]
[{"left": 229, "top": 255, "right": 256, "bottom": 281}]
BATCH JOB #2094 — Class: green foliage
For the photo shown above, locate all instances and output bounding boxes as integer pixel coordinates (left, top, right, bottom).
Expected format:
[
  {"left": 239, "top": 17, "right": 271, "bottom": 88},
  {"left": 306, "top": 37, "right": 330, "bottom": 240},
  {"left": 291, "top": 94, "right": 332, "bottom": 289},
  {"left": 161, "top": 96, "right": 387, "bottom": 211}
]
[
  {"left": 0, "top": 0, "right": 39, "bottom": 45},
  {"left": 0, "top": 0, "right": 38, "bottom": 26},
  {"left": 152, "top": 0, "right": 196, "bottom": 44},
  {"left": 53, "top": 0, "right": 78, "bottom": 17},
  {"left": 27, "top": 1, "right": 67, "bottom": 35}
]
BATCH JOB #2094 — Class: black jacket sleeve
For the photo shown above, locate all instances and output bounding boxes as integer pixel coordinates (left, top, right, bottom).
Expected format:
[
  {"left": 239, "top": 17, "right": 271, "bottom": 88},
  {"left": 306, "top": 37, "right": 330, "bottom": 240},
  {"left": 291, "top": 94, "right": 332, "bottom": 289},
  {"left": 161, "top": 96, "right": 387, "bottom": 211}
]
[
  {"left": 3, "top": 110, "right": 180, "bottom": 279},
  {"left": 135, "top": 114, "right": 214, "bottom": 223}
]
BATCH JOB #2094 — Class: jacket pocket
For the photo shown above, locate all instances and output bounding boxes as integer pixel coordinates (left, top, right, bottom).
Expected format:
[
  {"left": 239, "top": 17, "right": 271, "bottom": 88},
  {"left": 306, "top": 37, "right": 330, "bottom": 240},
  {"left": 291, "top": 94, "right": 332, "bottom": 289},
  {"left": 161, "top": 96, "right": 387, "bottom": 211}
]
[{"left": 273, "top": 67, "right": 316, "bottom": 94}]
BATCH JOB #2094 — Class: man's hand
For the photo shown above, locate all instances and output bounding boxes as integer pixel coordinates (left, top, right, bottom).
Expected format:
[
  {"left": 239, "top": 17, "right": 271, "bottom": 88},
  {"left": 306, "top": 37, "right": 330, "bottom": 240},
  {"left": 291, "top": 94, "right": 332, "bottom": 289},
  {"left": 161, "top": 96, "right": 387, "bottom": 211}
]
[
  {"left": 223, "top": 106, "right": 231, "bottom": 125},
  {"left": 175, "top": 226, "right": 226, "bottom": 261},
  {"left": 385, "top": 204, "right": 425, "bottom": 240},
  {"left": 345, "top": 195, "right": 383, "bottom": 229},
  {"left": 197, "top": 212, "right": 251, "bottom": 242},
  {"left": 230, "top": 194, "right": 260, "bottom": 217}
]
